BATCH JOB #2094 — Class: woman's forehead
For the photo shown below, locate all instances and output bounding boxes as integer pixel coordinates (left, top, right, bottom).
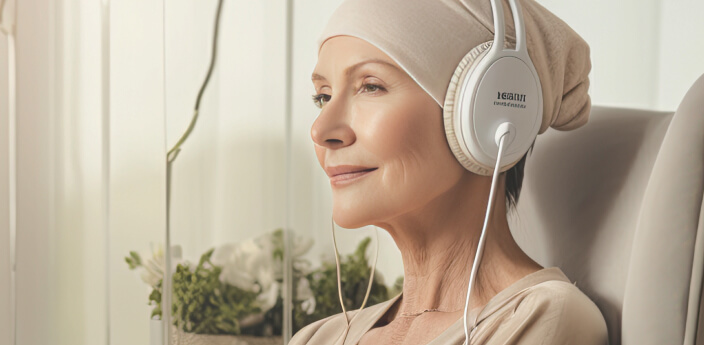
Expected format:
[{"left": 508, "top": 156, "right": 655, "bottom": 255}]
[{"left": 313, "top": 36, "right": 402, "bottom": 82}]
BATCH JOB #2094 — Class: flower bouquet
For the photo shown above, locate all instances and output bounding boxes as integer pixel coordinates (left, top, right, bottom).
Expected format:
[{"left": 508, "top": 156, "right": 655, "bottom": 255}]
[{"left": 126, "top": 229, "right": 402, "bottom": 345}]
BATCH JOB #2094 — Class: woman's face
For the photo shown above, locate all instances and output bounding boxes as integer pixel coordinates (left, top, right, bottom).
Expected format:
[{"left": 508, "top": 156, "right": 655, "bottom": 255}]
[{"left": 310, "top": 35, "right": 467, "bottom": 229}]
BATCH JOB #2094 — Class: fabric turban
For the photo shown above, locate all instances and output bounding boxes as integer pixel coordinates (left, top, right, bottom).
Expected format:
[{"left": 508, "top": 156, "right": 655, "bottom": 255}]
[{"left": 315, "top": 0, "right": 592, "bottom": 135}]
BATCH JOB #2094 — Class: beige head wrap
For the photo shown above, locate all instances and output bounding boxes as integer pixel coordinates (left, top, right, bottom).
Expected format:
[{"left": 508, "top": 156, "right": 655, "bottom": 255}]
[{"left": 316, "top": 0, "right": 592, "bottom": 135}]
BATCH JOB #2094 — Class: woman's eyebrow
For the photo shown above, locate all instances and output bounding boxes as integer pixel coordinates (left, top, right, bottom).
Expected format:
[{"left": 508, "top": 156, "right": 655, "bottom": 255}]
[{"left": 311, "top": 58, "right": 400, "bottom": 82}]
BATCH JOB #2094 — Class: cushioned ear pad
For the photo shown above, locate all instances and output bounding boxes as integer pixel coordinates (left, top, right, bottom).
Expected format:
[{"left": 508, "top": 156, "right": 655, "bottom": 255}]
[{"left": 443, "top": 41, "right": 523, "bottom": 176}]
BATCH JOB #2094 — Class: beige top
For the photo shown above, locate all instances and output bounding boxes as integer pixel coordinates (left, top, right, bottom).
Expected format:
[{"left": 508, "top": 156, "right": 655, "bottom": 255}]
[{"left": 289, "top": 267, "right": 608, "bottom": 344}]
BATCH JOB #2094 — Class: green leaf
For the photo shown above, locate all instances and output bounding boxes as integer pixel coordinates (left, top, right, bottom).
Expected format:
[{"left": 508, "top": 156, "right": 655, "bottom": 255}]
[{"left": 130, "top": 251, "right": 142, "bottom": 265}]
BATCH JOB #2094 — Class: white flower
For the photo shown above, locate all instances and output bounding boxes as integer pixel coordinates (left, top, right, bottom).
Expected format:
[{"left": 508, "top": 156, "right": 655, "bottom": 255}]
[
  {"left": 211, "top": 239, "right": 274, "bottom": 293},
  {"left": 257, "top": 281, "right": 280, "bottom": 312},
  {"left": 301, "top": 299, "right": 316, "bottom": 315},
  {"left": 296, "top": 277, "right": 316, "bottom": 315},
  {"left": 295, "top": 276, "right": 313, "bottom": 300},
  {"left": 210, "top": 230, "right": 315, "bottom": 314},
  {"left": 137, "top": 243, "right": 183, "bottom": 289}
]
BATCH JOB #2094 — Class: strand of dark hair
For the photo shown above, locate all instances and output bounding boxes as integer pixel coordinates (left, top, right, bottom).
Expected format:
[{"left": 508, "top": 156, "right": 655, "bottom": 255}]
[{"left": 504, "top": 141, "right": 535, "bottom": 213}]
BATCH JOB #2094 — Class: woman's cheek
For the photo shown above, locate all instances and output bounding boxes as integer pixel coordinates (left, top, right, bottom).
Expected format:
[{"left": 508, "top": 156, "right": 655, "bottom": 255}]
[{"left": 361, "top": 105, "right": 415, "bottom": 157}]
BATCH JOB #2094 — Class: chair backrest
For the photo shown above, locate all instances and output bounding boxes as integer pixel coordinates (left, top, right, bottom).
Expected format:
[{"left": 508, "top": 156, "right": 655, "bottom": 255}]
[{"left": 508, "top": 73, "right": 704, "bottom": 345}]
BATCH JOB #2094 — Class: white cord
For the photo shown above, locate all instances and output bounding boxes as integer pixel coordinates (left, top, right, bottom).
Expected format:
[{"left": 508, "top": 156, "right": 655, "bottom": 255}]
[
  {"left": 331, "top": 217, "right": 379, "bottom": 344},
  {"left": 462, "top": 127, "right": 510, "bottom": 345}
]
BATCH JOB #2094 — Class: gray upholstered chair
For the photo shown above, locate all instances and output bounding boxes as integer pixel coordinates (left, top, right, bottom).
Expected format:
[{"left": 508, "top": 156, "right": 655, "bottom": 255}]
[{"left": 509, "top": 73, "right": 704, "bottom": 345}]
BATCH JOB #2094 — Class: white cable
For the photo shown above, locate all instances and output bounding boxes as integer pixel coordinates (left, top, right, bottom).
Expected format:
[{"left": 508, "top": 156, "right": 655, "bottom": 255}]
[
  {"left": 462, "top": 126, "right": 511, "bottom": 345},
  {"left": 331, "top": 217, "right": 379, "bottom": 344}
]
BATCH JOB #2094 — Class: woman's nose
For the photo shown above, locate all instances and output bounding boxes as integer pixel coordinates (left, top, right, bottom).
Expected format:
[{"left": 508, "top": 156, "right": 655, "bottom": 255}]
[{"left": 310, "top": 103, "right": 356, "bottom": 149}]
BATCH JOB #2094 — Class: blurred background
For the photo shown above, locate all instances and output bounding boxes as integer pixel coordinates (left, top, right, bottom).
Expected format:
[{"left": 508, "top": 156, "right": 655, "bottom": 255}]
[{"left": 0, "top": 0, "right": 702, "bottom": 344}]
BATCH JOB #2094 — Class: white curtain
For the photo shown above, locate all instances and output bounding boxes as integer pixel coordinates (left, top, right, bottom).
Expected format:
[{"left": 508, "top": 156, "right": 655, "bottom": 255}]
[{"left": 2, "top": 0, "right": 108, "bottom": 344}]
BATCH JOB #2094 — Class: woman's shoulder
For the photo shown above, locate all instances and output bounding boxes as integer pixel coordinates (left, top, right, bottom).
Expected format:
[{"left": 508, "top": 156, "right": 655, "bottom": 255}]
[
  {"left": 289, "top": 297, "right": 398, "bottom": 345},
  {"left": 508, "top": 279, "right": 609, "bottom": 344},
  {"left": 523, "top": 279, "right": 606, "bottom": 320},
  {"left": 288, "top": 313, "right": 340, "bottom": 345}
]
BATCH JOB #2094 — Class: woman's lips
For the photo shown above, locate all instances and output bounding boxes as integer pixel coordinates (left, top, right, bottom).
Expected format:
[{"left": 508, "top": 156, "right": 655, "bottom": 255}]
[{"left": 329, "top": 168, "right": 377, "bottom": 185}]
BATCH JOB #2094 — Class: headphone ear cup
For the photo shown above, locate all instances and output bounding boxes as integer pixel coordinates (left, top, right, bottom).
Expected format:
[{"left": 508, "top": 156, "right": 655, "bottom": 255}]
[{"left": 444, "top": 41, "right": 522, "bottom": 176}]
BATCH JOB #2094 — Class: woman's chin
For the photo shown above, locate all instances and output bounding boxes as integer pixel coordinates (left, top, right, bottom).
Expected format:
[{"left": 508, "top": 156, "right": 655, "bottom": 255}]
[{"left": 331, "top": 211, "right": 368, "bottom": 230}]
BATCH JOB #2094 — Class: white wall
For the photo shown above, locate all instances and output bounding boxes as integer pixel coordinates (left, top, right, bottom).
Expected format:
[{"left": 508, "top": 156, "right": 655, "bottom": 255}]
[
  {"left": 657, "top": 0, "right": 704, "bottom": 110},
  {"left": 537, "top": 0, "right": 704, "bottom": 111}
]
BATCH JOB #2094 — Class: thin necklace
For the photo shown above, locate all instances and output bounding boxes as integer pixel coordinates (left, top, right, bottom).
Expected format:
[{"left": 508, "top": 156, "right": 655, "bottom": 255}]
[{"left": 399, "top": 308, "right": 463, "bottom": 317}]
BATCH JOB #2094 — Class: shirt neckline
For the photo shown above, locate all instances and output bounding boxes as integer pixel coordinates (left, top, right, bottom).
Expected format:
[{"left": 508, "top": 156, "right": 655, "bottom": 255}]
[{"left": 343, "top": 266, "right": 571, "bottom": 345}]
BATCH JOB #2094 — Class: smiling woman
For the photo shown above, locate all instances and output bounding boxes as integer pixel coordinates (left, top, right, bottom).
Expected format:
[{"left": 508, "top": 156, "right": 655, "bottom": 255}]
[
  {"left": 309, "top": 36, "right": 469, "bottom": 233},
  {"left": 291, "top": 0, "right": 607, "bottom": 344}
]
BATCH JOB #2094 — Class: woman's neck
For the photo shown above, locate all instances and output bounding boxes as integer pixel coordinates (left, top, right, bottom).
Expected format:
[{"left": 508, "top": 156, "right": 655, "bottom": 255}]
[{"left": 376, "top": 176, "right": 542, "bottom": 316}]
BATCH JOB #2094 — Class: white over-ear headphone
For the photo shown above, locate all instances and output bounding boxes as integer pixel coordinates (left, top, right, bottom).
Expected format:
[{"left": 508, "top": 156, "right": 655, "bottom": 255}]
[
  {"left": 444, "top": 0, "right": 542, "bottom": 176},
  {"left": 443, "top": 0, "right": 543, "bottom": 343}
]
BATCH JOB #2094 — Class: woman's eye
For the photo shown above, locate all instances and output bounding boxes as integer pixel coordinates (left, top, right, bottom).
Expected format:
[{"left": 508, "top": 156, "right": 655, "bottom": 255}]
[
  {"left": 311, "top": 93, "right": 330, "bottom": 109},
  {"left": 362, "top": 83, "right": 385, "bottom": 94},
  {"left": 310, "top": 83, "right": 385, "bottom": 109}
]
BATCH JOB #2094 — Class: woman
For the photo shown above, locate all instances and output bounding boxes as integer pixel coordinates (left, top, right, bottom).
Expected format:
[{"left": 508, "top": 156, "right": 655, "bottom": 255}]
[{"left": 291, "top": 0, "right": 608, "bottom": 344}]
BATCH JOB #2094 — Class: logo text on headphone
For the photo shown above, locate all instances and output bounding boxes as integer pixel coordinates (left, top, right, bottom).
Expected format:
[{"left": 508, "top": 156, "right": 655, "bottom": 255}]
[
  {"left": 497, "top": 92, "right": 526, "bottom": 103},
  {"left": 494, "top": 91, "right": 527, "bottom": 109}
]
